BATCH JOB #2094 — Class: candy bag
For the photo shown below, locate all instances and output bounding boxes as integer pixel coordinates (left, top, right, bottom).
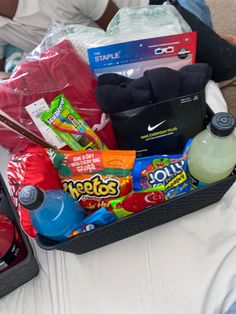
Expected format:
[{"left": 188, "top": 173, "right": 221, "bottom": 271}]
[
  {"left": 48, "top": 149, "right": 136, "bottom": 211},
  {"left": 132, "top": 143, "right": 191, "bottom": 199},
  {"left": 109, "top": 186, "right": 165, "bottom": 218},
  {"left": 66, "top": 207, "right": 117, "bottom": 238},
  {"left": 41, "top": 94, "right": 107, "bottom": 151}
]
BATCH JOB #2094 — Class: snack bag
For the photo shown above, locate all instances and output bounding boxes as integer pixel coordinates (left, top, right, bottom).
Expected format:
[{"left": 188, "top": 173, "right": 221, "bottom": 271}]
[
  {"left": 108, "top": 186, "right": 166, "bottom": 218},
  {"left": 48, "top": 149, "right": 136, "bottom": 211},
  {"left": 41, "top": 94, "right": 107, "bottom": 151},
  {"left": 66, "top": 207, "right": 117, "bottom": 238},
  {"left": 133, "top": 154, "right": 190, "bottom": 199}
]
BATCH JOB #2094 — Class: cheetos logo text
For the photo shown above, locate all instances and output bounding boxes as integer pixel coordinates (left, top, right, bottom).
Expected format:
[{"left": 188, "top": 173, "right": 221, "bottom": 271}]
[{"left": 62, "top": 174, "right": 120, "bottom": 200}]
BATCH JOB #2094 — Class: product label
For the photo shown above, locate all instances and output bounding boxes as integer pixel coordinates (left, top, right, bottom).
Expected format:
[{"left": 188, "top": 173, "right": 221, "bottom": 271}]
[
  {"left": 187, "top": 169, "right": 208, "bottom": 189},
  {"left": 66, "top": 151, "right": 104, "bottom": 175},
  {"left": 140, "top": 126, "right": 179, "bottom": 141},
  {"left": 88, "top": 32, "right": 197, "bottom": 78},
  {"left": 25, "top": 98, "right": 66, "bottom": 149},
  {"left": 63, "top": 174, "right": 120, "bottom": 201}
]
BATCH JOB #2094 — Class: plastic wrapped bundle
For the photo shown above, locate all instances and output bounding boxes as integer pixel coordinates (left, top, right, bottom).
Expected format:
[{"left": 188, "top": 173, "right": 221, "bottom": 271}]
[{"left": 33, "top": 5, "right": 191, "bottom": 63}]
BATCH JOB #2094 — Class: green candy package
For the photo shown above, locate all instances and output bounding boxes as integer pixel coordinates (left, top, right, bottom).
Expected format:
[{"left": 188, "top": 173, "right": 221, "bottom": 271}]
[{"left": 40, "top": 94, "right": 107, "bottom": 151}]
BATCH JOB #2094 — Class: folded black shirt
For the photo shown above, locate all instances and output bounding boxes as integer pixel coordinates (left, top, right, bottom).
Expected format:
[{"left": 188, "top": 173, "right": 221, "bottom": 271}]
[{"left": 96, "top": 63, "right": 212, "bottom": 114}]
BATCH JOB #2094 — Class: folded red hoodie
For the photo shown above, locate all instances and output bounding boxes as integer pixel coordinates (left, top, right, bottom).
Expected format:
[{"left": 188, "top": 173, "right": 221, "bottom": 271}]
[{"left": 0, "top": 40, "right": 117, "bottom": 153}]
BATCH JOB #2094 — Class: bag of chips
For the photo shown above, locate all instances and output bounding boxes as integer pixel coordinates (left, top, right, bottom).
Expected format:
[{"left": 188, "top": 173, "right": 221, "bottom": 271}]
[{"left": 48, "top": 149, "right": 136, "bottom": 212}]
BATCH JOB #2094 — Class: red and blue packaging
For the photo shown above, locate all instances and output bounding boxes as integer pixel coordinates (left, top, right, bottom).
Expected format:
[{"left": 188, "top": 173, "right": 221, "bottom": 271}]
[
  {"left": 66, "top": 207, "right": 117, "bottom": 238},
  {"left": 109, "top": 187, "right": 166, "bottom": 218},
  {"left": 88, "top": 32, "right": 197, "bottom": 79},
  {"left": 132, "top": 140, "right": 192, "bottom": 199}
]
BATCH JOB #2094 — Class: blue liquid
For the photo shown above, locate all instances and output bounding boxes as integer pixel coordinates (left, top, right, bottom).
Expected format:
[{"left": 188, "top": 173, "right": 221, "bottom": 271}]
[{"left": 30, "top": 190, "right": 85, "bottom": 241}]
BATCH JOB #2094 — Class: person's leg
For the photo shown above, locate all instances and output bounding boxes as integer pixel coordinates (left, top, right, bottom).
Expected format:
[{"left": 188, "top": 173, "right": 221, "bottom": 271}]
[{"left": 220, "top": 34, "right": 236, "bottom": 47}]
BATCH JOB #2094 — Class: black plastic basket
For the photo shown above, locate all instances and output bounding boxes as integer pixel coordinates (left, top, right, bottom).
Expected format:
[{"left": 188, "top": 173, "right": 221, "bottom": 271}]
[
  {"left": 36, "top": 169, "right": 236, "bottom": 255},
  {"left": 0, "top": 175, "right": 39, "bottom": 299},
  {"left": 35, "top": 102, "right": 236, "bottom": 254}
]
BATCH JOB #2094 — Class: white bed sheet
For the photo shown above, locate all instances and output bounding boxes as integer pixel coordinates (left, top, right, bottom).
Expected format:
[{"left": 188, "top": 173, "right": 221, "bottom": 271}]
[{"left": 0, "top": 81, "right": 236, "bottom": 314}]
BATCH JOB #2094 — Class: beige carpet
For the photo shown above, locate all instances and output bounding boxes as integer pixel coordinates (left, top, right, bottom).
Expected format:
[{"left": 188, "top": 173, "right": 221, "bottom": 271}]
[{"left": 206, "top": 0, "right": 236, "bottom": 35}]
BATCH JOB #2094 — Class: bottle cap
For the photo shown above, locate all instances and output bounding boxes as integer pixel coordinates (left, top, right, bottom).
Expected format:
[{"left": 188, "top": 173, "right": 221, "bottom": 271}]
[
  {"left": 18, "top": 186, "right": 44, "bottom": 210},
  {"left": 210, "top": 112, "right": 235, "bottom": 137}
]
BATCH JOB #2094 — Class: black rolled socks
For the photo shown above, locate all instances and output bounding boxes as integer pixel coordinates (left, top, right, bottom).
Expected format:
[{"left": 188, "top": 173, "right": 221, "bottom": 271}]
[{"left": 96, "top": 63, "right": 212, "bottom": 114}]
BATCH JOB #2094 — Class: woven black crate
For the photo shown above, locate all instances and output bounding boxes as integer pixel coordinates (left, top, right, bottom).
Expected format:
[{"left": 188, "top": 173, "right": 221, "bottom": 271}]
[
  {"left": 0, "top": 175, "right": 39, "bottom": 299},
  {"left": 36, "top": 172, "right": 236, "bottom": 254},
  {"left": 35, "top": 101, "right": 236, "bottom": 254}
]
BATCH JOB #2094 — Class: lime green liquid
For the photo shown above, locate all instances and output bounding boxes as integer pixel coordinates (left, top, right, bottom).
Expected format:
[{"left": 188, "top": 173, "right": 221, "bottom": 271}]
[{"left": 188, "top": 128, "right": 236, "bottom": 184}]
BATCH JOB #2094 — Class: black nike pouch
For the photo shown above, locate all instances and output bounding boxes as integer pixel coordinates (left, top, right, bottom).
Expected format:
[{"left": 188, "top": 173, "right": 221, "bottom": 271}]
[
  {"left": 95, "top": 64, "right": 212, "bottom": 157},
  {"left": 108, "top": 90, "right": 207, "bottom": 157}
]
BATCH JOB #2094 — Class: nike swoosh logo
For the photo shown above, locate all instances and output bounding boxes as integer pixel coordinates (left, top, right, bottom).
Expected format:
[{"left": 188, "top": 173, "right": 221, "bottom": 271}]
[{"left": 147, "top": 120, "right": 166, "bottom": 132}]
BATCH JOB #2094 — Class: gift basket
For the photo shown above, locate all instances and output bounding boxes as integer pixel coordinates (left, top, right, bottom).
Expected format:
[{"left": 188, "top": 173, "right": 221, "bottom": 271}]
[
  {"left": 1, "top": 5, "right": 236, "bottom": 260},
  {"left": 36, "top": 171, "right": 236, "bottom": 254},
  {"left": 33, "top": 101, "right": 236, "bottom": 254}
]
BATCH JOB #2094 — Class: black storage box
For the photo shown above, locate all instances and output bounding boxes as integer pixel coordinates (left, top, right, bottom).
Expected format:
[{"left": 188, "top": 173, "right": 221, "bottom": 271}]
[
  {"left": 0, "top": 174, "right": 39, "bottom": 299},
  {"left": 35, "top": 103, "right": 236, "bottom": 255}
]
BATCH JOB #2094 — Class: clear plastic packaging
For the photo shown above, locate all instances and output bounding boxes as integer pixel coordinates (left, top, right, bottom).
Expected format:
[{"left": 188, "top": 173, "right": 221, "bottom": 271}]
[
  {"left": 29, "top": 5, "right": 191, "bottom": 64},
  {"left": 0, "top": 39, "right": 117, "bottom": 153}
]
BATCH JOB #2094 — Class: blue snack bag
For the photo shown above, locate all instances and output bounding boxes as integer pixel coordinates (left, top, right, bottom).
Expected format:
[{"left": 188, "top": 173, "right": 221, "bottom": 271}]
[
  {"left": 65, "top": 207, "right": 117, "bottom": 238},
  {"left": 132, "top": 140, "right": 192, "bottom": 199}
]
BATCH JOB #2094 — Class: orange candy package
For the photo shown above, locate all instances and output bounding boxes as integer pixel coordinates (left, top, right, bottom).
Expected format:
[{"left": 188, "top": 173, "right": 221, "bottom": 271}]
[{"left": 47, "top": 149, "right": 136, "bottom": 212}]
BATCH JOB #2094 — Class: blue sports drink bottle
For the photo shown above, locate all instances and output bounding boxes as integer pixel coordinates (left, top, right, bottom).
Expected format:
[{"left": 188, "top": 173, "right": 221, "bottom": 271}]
[{"left": 18, "top": 186, "right": 85, "bottom": 241}]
